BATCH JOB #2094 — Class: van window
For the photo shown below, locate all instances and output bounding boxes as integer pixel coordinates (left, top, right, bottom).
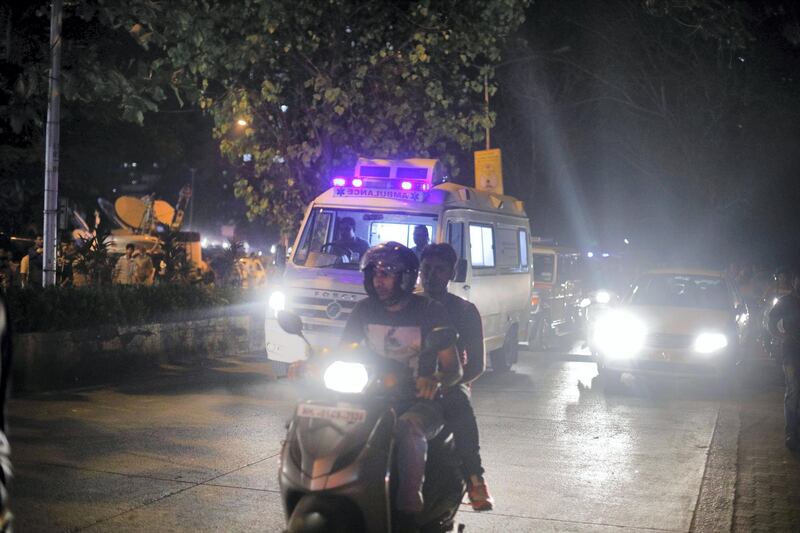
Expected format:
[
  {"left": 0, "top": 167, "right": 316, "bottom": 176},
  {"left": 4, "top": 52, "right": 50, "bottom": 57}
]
[
  {"left": 447, "top": 221, "right": 465, "bottom": 261},
  {"left": 519, "top": 230, "right": 528, "bottom": 267},
  {"left": 496, "top": 228, "right": 520, "bottom": 268},
  {"left": 371, "top": 222, "right": 433, "bottom": 248},
  {"left": 533, "top": 253, "right": 554, "bottom": 283},
  {"left": 469, "top": 224, "right": 495, "bottom": 268}
]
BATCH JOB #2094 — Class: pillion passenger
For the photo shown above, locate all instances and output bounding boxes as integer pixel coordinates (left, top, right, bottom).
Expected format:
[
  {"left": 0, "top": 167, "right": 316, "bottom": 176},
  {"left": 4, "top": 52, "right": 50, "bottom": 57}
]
[
  {"left": 768, "top": 267, "right": 800, "bottom": 451},
  {"left": 419, "top": 243, "right": 494, "bottom": 511}
]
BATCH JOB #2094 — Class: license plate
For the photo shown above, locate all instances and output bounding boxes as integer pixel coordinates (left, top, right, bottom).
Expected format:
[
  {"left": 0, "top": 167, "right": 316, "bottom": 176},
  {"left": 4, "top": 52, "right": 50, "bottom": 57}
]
[{"left": 297, "top": 404, "right": 367, "bottom": 424}]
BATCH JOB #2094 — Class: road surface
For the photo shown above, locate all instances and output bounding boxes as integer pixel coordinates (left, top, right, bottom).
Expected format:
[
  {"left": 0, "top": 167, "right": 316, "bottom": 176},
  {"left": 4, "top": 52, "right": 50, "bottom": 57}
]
[{"left": 9, "top": 347, "right": 728, "bottom": 532}]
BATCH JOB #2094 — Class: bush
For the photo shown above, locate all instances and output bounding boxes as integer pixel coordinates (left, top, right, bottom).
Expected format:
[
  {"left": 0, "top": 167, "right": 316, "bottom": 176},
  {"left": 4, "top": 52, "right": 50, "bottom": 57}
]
[{"left": 3, "top": 284, "right": 265, "bottom": 333}]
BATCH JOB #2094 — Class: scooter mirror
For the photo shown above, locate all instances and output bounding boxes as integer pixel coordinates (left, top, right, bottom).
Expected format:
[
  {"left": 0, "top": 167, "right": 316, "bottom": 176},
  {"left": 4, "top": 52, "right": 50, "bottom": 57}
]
[
  {"left": 424, "top": 326, "right": 458, "bottom": 353},
  {"left": 277, "top": 310, "right": 304, "bottom": 336}
]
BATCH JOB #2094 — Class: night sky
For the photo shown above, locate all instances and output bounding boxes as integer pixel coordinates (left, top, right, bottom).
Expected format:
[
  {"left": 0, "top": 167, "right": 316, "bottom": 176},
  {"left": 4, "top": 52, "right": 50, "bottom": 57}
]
[{"left": 494, "top": 0, "right": 800, "bottom": 268}]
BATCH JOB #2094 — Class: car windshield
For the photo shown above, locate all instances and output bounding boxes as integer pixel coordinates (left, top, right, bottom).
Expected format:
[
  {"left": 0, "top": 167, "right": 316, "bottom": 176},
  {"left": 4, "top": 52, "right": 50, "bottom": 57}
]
[
  {"left": 293, "top": 208, "right": 437, "bottom": 269},
  {"left": 629, "top": 273, "right": 730, "bottom": 310}
]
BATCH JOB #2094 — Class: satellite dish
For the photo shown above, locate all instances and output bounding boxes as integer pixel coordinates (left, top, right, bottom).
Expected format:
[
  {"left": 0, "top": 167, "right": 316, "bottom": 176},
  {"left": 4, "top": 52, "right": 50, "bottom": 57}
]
[
  {"left": 153, "top": 200, "right": 175, "bottom": 226},
  {"left": 72, "top": 210, "right": 91, "bottom": 233},
  {"left": 115, "top": 196, "right": 147, "bottom": 230},
  {"left": 98, "top": 198, "right": 129, "bottom": 229}
]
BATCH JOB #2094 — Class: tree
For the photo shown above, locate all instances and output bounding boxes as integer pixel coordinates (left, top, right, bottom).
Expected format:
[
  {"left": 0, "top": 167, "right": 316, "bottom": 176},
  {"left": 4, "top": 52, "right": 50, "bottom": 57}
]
[
  {"left": 118, "top": 0, "right": 530, "bottom": 237},
  {"left": 0, "top": 1, "right": 176, "bottom": 233}
]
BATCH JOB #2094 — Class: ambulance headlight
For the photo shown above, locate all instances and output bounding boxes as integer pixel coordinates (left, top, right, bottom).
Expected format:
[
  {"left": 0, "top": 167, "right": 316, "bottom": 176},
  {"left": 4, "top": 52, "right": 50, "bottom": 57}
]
[
  {"left": 324, "top": 361, "right": 369, "bottom": 393},
  {"left": 693, "top": 332, "right": 728, "bottom": 354},
  {"left": 269, "top": 291, "right": 286, "bottom": 312},
  {"left": 593, "top": 311, "right": 646, "bottom": 358}
]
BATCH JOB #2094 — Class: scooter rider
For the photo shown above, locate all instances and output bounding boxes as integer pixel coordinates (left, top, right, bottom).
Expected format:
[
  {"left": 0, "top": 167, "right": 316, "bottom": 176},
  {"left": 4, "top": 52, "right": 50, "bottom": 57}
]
[
  {"left": 419, "top": 243, "right": 495, "bottom": 511},
  {"left": 340, "top": 241, "right": 462, "bottom": 529},
  {"left": 768, "top": 267, "right": 800, "bottom": 451}
]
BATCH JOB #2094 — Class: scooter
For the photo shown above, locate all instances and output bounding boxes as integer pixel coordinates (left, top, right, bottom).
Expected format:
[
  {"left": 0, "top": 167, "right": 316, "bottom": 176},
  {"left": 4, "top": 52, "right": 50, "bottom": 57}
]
[{"left": 276, "top": 311, "right": 466, "bottom": 533}]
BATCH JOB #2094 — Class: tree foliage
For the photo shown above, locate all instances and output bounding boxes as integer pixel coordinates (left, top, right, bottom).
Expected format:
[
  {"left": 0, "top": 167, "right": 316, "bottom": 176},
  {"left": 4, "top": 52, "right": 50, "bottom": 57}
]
[{"left": 116, "top": 0, "right": 529, "bottom": 236}]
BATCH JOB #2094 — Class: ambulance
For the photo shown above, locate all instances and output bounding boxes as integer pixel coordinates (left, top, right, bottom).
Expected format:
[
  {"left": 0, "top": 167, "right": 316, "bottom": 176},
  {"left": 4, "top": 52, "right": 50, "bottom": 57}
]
[{"left": 266, "top": 158, "right": 532, "bottom": 371}]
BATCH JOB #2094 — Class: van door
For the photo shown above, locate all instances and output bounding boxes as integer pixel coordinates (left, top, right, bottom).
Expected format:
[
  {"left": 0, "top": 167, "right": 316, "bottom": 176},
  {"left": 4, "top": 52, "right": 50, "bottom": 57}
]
[{"left": 465, "top": 220, "right": 505, "bottom": 351}]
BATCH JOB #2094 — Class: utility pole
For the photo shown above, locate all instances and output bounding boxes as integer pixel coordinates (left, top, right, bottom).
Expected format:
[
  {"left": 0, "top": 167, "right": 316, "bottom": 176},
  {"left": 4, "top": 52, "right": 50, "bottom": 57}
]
[
  {"left": 42, "top": 0, "right": 63, "bottom": 287},
  {"left": 484, "top": 72, "right": 491, "bottom": 150}
]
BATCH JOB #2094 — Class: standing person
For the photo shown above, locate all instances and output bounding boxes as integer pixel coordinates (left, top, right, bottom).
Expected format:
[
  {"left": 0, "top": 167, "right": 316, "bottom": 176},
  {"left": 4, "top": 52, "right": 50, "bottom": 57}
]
[
  {"left": 19, "top": 235, "right": 43, "bottom": 288},
  {"left": 113, "top": 244, "right": 137, "bottom": 285},
  {"left": 411, "top": 225, "right": 430, "bottom": 262},
  {"left": 0, "top": 251, "right": 14, "bottom": 291},
  {"left": 768, "top": 267, "right": 800, "bottom": 450},
  {"left": 340, "top": 242, "right": 462, "bottom": 530},
  {"left": 419, "top": 243, "right": 495, "bottom": 511},
  {"left": 134, "top": 246, "right": 155, "bottom": 286}
]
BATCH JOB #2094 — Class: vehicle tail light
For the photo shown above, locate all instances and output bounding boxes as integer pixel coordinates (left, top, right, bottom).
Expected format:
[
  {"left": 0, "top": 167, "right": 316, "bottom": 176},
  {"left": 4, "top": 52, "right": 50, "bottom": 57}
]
[{"left": 531, "top": 294, "right": 540, "bottom": 306}]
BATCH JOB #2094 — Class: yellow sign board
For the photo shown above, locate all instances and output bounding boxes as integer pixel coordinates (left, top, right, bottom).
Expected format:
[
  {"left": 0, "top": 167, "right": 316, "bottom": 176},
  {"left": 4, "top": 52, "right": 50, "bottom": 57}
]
[{"left": 474, "top": 148, "right": 503, "bottom": 195}]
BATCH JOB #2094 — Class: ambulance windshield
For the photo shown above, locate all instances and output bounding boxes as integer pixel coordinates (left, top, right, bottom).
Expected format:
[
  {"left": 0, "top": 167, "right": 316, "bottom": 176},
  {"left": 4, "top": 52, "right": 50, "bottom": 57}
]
[{"left": 293, "top": 208, "right": 437, "bottom": 269}]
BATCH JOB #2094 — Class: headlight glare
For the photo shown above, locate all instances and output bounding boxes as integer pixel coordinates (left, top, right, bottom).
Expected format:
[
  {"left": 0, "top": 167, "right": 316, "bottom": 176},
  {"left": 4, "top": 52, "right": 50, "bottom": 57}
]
[
  {"left": 595, "top": 291, "right": 611, "bottom": 304},
  {"left": 693, "top": 332, "right": 728, "bottom": 354},
  {"left": 269, "top": 291, "right": 286, "bottom": 312},
  {"left": 323, "top": 361, "right": 369, "bottom": 393},
  {"left": 593, "top": 311, "right": 646, "bottom": 358}
]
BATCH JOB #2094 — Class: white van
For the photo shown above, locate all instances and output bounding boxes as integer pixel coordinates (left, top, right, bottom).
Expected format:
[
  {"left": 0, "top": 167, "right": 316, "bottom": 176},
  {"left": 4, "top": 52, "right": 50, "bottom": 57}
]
[{"left": 266, "top": 158, "right": 532, "bottom": 371}]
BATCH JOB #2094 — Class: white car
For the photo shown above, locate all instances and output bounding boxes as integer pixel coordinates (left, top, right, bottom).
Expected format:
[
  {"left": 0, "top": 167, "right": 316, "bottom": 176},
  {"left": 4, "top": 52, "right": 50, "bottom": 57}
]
[{"left": 591, "top": 268, "right": 748, "bottom": 380}]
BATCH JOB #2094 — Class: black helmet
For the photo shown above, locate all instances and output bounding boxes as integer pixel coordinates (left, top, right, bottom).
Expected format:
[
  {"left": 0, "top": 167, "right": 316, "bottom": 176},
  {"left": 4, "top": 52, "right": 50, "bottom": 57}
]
[{"left": 361, "top": 241, "right": 419, "bottom": 304}]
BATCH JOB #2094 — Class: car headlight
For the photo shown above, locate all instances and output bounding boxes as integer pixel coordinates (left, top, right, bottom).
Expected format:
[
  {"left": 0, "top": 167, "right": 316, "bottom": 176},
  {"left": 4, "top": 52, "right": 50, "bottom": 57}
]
[
  {"left": 595, "top": 290, "right": 611, "bottom": 304},
  {"left": 268, "top": 291, "right": 286, "bottom": 312},
  {"left": 579, "top": 297, "right": 592, "bottom": 308},
  {"left": 323, "top": 361, "right": 369, "bottom": 393},
  {"left": 593, "top": 311, "right": 646, "bottom": 358},
  {"left": 693, "top": 332, "right": 728, "bottom": 354}
]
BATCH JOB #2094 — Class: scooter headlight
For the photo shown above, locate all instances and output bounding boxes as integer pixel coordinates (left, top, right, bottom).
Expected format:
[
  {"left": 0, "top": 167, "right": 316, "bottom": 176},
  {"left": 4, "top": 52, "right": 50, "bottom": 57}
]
[
  {"left": 693, "top": 332, "right": 728, "bottom": 354},
  {"left": 323, "top": 361, "right": 369, "bottom": 394}
]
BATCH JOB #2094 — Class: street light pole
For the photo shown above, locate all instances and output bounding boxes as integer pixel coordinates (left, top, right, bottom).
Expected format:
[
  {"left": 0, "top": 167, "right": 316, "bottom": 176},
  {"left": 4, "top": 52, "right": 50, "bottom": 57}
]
[{"left": 42, "top": 0, "right": 63, "bottom": 287}]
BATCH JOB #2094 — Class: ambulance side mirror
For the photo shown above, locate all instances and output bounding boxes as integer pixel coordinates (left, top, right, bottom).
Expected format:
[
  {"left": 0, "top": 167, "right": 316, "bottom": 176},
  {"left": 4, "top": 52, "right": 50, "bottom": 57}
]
[{"left": 453, "top": 258, "right": 468, "bottom": 283}]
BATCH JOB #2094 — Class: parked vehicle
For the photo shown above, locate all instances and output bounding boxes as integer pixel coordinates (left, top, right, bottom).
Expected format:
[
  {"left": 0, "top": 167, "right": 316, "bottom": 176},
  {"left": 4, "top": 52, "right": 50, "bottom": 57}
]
[
  {"left": 528, "top": 245, "right": 582, "bottom": 349},
  {"left": 591, "top": 267, "right": 749, "bottom": 381},
  {"left": 266, "top": 158, "right": 532, "bottom": 372},
  {"left": 276, "top": 311, "right": 465, "bottom": 533}
]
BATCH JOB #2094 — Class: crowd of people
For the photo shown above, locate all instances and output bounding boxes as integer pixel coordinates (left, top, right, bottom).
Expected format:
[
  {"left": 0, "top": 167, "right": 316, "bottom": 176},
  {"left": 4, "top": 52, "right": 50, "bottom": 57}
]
[{"left": 0, "top": 236, "right": 161, "bottom": 289}]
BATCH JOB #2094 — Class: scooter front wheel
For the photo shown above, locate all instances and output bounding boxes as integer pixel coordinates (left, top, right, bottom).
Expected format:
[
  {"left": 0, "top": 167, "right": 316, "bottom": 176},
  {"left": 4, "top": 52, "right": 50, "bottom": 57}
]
[{"left": 286, "top": 494, "right": 363, "bottom": 533}]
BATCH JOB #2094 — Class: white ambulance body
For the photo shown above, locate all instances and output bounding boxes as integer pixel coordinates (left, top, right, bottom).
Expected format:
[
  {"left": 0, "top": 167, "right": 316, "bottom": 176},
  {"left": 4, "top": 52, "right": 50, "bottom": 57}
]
[{"left": 266, "top": 158, "right": 532, "bottom": 370}]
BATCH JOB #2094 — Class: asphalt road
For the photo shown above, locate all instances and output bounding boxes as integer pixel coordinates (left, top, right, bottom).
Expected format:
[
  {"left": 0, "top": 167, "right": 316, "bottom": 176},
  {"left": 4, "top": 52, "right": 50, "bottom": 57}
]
[{"left": 8, "top": 347, "right": 729, "bottom": 532}]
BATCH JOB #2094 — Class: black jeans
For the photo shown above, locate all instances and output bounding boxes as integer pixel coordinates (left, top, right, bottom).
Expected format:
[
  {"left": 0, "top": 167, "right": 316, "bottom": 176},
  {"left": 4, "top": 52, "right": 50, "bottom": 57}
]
[
  {"left": 440, "top": 385, "right": 483, "bottom": 478},
  {"left": 784, "top": 360, "right": 800, "bottom": 439}
]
